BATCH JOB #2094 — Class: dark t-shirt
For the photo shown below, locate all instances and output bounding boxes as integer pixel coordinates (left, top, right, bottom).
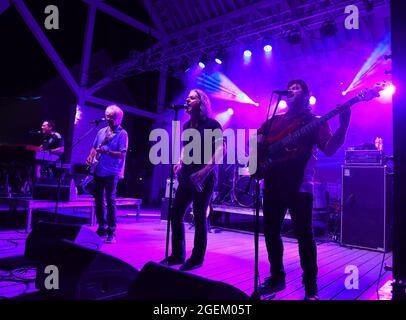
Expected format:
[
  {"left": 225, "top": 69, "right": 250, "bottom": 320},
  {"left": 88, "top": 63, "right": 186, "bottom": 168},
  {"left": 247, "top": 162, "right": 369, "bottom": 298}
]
[
  {"left": 42, "top": 132, "right": 64, "bottom": 151},
  {"left": 178, "top": 117, "right": 223, "bottom": 180},
  {"left": 258, "top": 110, "right": 332, "bottom": 192}
]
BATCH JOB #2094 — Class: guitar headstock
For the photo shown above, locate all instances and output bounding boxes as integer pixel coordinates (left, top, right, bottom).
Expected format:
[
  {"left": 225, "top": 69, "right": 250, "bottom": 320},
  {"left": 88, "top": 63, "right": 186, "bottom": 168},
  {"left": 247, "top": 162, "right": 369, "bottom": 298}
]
[{"left": 357, "top": 82, "right": 388, "bottom": 101}]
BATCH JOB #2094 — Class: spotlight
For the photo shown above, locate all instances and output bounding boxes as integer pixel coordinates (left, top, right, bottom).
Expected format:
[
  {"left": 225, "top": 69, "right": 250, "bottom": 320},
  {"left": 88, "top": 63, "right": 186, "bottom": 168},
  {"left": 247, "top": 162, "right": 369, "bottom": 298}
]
[
  {"left": 198, "top": 53, "right": 208, "bottom": 69},
  {"left": 215, "top": 49, "right": 225, "bottom": 65},
  {"left": 309, "top": 96, "right": 316, "bottom": 105},
  {"left": 279, "top": 100, "right": 287, "bottom": 109},
  {"left": 320, "top": 20, "right": 337, "bottom": 37},
  {"left": 342, "top": 91, "right": 347, "bottom": 96},
  {"left": 243, "top": 50, "right": 252, "bottom": 58},
  {"left": 263, "top": 45, "right": 273, "bottom": 53},
  {"left": 287, "top": 27, "right": 301, "bottom": 44},
  {"left": 227, "top": 108, "right": 234, "bottom": 115}
]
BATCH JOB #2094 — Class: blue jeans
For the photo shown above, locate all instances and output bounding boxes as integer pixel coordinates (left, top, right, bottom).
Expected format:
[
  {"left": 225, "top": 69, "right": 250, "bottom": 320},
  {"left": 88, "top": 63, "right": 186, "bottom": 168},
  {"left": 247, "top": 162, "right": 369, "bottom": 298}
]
[{"left": 94, "top": 175, "right": 119, "bottom": 233}]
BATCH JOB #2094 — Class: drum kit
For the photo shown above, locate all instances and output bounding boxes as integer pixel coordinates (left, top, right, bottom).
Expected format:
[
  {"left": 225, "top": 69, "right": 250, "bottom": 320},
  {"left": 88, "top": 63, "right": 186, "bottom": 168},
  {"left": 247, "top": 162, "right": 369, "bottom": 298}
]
[{"left": 214, "top": 164, "right": 262, "bottom": 208}]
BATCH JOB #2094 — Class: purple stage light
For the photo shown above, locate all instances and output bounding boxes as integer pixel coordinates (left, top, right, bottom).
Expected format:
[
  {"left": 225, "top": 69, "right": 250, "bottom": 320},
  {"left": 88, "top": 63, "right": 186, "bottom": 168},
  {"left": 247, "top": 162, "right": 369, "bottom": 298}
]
[
  {"left": 243, "top": 50, "right": 252, "bottom": 57},
  {"left": 385, "top": 84, "right": 396, "bottom": 95},
  {"left": 227, "top": 108, "right": 234, "bottom": 115},
  {"left": 309, "top": 96, "right": 316, "bottom": 105},
  {"left": 279, "top": 100, "right": 287, "bottom": 109},
  {"left": 264, "top": 45, "right": 272, "bottom": 53},
  {"left": 198, "top": 61, "right": 206, "bottom": 69},
  {"left": 215, "top": 58, "right": 223, "bottom": 65},
  {"left": 342, "top": 91, "right": 347, "bottom": 96}
]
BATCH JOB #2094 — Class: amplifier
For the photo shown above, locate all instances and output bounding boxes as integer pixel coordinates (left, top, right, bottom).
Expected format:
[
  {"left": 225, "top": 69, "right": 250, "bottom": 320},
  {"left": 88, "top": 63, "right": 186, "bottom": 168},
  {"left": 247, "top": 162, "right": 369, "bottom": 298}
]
[
  {"left": 33, "top": 177, "right": 77, "bottom": 201},
  {"left": 341, "top": 165, "right": 393, "bottom": 252},
  {"left": 344, "top": 149, "right": 384, "bottom": 166}
]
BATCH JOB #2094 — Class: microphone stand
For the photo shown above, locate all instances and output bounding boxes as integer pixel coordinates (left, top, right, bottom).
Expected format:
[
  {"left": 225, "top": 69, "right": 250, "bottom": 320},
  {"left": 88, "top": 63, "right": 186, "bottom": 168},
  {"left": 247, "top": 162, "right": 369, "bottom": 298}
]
[
  {"left": 163, "top": 105, "right": 183, "bottom": 264},
  {"left": 251, "top": 93, "right": 283, "bottom": 300},
  {"left": 53, "top": 122, "right": 104, "bottom": 223}
]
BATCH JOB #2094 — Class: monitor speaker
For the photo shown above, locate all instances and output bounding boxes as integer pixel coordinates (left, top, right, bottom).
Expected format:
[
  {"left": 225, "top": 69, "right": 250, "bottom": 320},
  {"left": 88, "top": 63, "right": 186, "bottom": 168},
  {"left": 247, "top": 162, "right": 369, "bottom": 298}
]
[
  {"left": 127, "top": 261, "right": 249, "bottom": 300},
  {"left": 35, "top": 239, "right": 139, "bottom": 300},
  {"left": 25, "top": 221, "right": 103, "bottom": 261}
]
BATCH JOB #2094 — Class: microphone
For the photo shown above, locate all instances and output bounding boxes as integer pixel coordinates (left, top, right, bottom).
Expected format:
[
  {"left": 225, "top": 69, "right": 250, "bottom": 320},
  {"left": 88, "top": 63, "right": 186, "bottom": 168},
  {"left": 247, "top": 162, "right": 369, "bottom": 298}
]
[
  {"left": 273, "top": 90, "right": 293, "bottom": 96},
  {"left": 29, "top": 130, "right": 42, "bottom": 134},
  {"left": 168, "top": 104, "right": 188, "bottom": 110},
  {"left": 90, "top": 118, "right": 106, "bottom": 124}
]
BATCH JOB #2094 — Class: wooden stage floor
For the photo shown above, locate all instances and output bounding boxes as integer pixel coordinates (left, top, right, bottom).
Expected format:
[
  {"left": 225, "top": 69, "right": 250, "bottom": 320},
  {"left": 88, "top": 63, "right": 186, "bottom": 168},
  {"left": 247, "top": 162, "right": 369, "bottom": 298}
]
[{"left": 0, "top": 208, "right": 393, "bottom": 300}]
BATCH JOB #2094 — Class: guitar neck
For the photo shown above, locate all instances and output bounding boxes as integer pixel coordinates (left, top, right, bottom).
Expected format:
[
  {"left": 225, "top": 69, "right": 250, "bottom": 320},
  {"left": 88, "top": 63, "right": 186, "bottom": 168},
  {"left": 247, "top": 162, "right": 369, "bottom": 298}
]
[{"left": 269, "top": 95, "right": 360, "bottom": 155}]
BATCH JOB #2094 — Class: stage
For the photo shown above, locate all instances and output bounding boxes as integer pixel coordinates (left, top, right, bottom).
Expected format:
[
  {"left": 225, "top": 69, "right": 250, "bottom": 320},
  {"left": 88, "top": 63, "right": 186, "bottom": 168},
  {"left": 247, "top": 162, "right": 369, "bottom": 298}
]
[{"left": 0, "top": 207, "right": 393, "bottom": 300}]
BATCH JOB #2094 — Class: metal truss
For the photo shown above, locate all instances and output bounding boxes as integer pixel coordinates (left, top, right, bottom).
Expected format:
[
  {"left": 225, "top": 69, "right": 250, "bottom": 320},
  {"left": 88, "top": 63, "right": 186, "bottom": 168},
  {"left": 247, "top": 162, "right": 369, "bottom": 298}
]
[
  {"left": 87, "top": 0, "right": 388, "bottom": 94},
  {"left": 7, "top": 0, "right": 389, "bottom": 117}
]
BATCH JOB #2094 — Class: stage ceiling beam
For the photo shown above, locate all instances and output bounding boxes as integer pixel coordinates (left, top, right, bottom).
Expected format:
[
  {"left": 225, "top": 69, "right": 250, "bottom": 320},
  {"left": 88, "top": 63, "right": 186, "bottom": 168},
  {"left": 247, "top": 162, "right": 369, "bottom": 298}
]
[{"left": 11, "top": 0, "right": 80, "bottom": 97}]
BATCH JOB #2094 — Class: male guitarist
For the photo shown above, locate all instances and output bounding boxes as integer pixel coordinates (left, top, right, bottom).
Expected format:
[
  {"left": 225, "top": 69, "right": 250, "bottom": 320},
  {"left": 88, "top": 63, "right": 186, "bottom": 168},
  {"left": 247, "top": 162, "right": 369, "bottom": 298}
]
[
  {"left": 86, "top": 105, "right": 128, "bottom": 244},
  {"left": 258, "top": 80, "right": 351, "bottom": 300},
  {"left": 160, "top": 89, "right": 225, "bottom": 271}
]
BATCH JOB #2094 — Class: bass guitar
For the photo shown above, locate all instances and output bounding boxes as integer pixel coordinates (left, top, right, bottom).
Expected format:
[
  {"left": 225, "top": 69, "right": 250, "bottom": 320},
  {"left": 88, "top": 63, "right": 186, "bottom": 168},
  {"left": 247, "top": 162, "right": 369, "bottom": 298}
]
[{"left": 254, "top": 82, "right": 387, "bottom": 179}]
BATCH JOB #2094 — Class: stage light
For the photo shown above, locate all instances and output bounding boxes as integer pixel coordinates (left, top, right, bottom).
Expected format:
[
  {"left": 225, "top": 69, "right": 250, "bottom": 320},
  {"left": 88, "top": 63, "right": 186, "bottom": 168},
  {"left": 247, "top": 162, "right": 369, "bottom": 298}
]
[
  {"left": 320, "top": 20, "right": 337, "bottom": 37},
  {"left": 342, "top": 91, "right": 347, "bottom": 96},
  {"left": 243, "top": 50, "right": 252, "bottom": 58},
  {"left": 214, "top": 49, "right": 225, "bottom": 65},
  {"left": 309, "top": 96, "right": 317, "bottom": 105},
  {"left": 263, "top": 45, "right": 273, "bottom": 53},
  {"left": 227, "top": 108, "right": 234, "bottom": 115},
  {"left": 383, "top": 84, "right": 396, "bottom": 96},
  {"left": 279, "top": 100, "right": 287, "bottom": 109},
  {"left": 198, "top": 53, "right": 208, "bottom": 69},
  {"left": 287, "top": 27, "right": 301, "bottom": 44}
]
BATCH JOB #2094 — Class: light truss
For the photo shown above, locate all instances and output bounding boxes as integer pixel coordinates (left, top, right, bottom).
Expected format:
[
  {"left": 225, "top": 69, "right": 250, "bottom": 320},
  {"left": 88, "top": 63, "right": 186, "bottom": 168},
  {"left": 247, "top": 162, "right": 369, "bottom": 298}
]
[{"left": 88, "top": 0, "right": 388, "bottom": 94}]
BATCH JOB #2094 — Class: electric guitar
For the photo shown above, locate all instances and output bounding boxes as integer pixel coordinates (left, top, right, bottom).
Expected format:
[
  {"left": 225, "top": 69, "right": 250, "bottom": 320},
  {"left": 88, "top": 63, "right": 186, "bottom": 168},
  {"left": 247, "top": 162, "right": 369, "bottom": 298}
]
[
  {"left": 254, "top": 82, "right": 387, "bottom": 179},
  {"left": 87, "top": 130, "right": 116, "bottom": 174}
]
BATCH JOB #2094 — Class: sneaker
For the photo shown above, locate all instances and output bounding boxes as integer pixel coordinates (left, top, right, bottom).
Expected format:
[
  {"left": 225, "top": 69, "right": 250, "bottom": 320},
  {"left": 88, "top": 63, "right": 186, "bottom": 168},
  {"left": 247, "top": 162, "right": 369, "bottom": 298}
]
[
  {"left": 160, "top": 256, "right": 185, "bottom": 266},
  {"left": 96, "top": 226, "right": 107, "bottom": 237},
  {"left": 179, "top": 258, "right": 203, "bottom": 271},
  {"left": 304, "top": 293, "right": 320, "bottom": 300},
  {"left": 259, "top": 275, "right": 286, "bottom": 295},
  {"left": 105, "top": 233, "right": 116, "bottom": 244},
  {"left": 304, "top": 282, "right": 319, "bottom": 300}
]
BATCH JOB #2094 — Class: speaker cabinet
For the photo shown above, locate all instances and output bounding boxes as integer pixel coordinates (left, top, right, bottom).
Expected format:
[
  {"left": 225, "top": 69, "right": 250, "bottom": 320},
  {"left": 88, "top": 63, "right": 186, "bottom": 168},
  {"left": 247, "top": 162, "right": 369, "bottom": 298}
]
[
  {"left": 33, "top": 177, "right": 77, "bottom": 201},
  {"left": 25, "top": 221, "right": 103, "bottom": 261},
  {"left": 35, "top": 239, "right": 139, "bottom": 300},
  {"left": 341, "top": 165, "right": 393, "bottom": 252},
  {"left": 127, "top": 261, "right": 249, "bottom": 300}
]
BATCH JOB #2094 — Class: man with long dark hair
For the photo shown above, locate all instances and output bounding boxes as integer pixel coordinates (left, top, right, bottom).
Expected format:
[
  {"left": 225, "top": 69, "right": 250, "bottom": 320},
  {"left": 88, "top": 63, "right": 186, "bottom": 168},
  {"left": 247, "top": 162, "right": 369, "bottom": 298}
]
[
  {"left": 161, "top": 89, "right": 225, "bottom": 271},
  {"left": 258, "top": 80, "right": 351, "bottom": 300}
]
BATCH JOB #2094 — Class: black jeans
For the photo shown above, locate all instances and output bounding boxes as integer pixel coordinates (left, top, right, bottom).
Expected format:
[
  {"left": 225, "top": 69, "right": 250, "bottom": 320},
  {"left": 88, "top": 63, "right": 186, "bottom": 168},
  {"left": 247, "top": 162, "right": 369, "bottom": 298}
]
[
  {"left": 94, "top": 175, "right": 119, "bottom": 233},
  {"left": 170, "top": 174, "right": 215, "bottom": 262},
  {"left": 262, "top": 189, "right": 318, "bottom": 285}
]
